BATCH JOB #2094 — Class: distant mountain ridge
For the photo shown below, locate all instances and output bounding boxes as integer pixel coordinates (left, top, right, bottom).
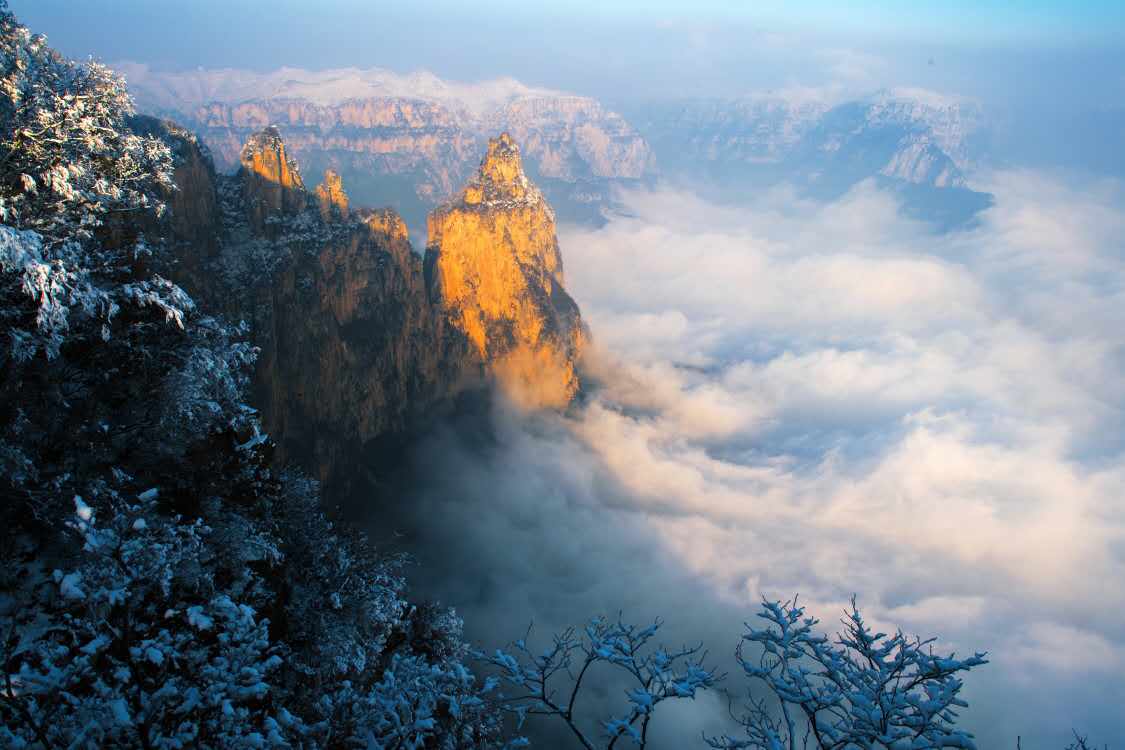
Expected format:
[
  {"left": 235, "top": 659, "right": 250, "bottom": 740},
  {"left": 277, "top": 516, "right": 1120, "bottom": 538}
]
[
  {"left": 116, "top": 62, "right": 567, "bottom": 115},
  {"left": 625, "top": 87, "right": 992, "bottom": 228},
  {"left": 123, "top": 64, "right": 992, "bottom": 230},
  {"left": 625, "top": 87, "right": 984, "bottom": 182},
  {"left": 123, "top": 64, "right": 653, "bottom": 232}
]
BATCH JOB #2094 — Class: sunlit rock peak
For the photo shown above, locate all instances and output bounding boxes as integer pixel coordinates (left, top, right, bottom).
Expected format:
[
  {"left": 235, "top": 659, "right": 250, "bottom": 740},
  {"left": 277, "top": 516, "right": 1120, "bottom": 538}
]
[
  {"left": 425, "top": 133, "right": 585, "bottom": 410},
  {"left": 315, "top": 168, "right": 349, "bottom": 222},
  {"left": 359, "top": 206, "right": 409, "bottom": 244},
  {"left": 238, "top": 126, "right": 306, "bottom": 231},
  {"left": 461, "top": 132, "right": 543, "bottom": 207}
]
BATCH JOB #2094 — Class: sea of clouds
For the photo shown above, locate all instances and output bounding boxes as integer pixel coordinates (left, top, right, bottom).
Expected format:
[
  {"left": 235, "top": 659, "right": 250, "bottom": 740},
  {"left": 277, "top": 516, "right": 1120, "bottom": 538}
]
[{"left": 391, "top": 172, "right": 1125, "bottom": 748}]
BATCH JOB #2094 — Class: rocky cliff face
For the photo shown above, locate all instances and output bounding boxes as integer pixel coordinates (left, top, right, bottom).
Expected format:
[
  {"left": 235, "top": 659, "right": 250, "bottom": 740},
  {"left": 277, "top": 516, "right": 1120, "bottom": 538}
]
[
  {"left": 126, "top": 115, "right": 222, "bottom": 291},
  {"left": 153, "top": 124, "right": 582, "bottom": 495},
  {"left": 246, "top": 209, "right": 478, "bottom": 493},
  {"left": 625, "top": 96, "right": 830, "bottom": 173},
  {"left": 425, "top": 133, "right": 586, "bottom": 410},
  {"left": 629, "top": 90, "right": 983, "bottom": 190},
  {"left": 626, "top": 90, "right": 992, "bottom": 228},
  {"left": 489, "top": 97, "right": 652, "bottom": 181}
]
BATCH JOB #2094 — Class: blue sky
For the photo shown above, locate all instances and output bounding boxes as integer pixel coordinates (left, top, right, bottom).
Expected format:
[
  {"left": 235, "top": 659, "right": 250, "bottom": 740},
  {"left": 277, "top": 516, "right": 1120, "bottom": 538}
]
[
  {"left": 11, "top": 0, "right": 1123, "bottom": 79},
  {"left": 8, "top": 0, "right": 1122, "bottom": 169},
  {"left": 13, "top": 0, "right": 1121, "bottom": 166}
]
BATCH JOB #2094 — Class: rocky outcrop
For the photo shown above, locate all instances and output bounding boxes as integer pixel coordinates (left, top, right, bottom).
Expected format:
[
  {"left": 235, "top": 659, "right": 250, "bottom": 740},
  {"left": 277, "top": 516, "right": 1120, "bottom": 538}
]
[
  {"left": 425, "top": 133, "right": 585, "bottom": 409},
  {"left": 128, "top": 115, "right": 221, "bottom": 246},
  {"left": 248, "top": 209, "right": 479, "bottom": 491},
  {"left": 359, "top": 207, "right": 409, "bottom": 243},
  {"left": 878, "top": 136, "right": 962, "bottom": 188},
  {"left": 315, "top": 169, "right": 349, "bottom": 222},
  {"left": 125, "top": 115, "right": 222, "bottom": 297}
]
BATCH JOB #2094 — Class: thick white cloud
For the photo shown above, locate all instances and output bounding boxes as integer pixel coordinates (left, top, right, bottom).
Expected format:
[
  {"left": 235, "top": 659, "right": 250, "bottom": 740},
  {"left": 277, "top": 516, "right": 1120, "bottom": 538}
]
[
  {"left": 554, "top": 175, "right": 1125, "bottom": 744},
  {"left": 395, "top": 174, "right": 1125, "bottom": 748}
]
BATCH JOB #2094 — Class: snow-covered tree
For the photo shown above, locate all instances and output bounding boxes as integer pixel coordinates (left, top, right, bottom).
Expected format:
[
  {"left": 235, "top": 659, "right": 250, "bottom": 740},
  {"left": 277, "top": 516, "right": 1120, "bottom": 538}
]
[
  {"left": 480, "top": 616, "right": 720, "bottom": 749},
  {"left": 0, "top": 4, "right": 507, "bottom": 747},
  {"left": 271, "top": 474, "right": 510, "bottom": 748},
  {"left": 0, "top": 2, "right": 172, "bottom": 251},
  {"left": 708, "top": 597, "right": 988, "bottom": 750}
]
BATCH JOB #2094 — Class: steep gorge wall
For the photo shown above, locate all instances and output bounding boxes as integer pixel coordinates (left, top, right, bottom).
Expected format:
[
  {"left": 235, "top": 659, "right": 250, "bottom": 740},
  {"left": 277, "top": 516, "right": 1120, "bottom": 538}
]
[
  {"left": 490, "top": 96, "right": 653, "bottom": 181},
  {"left": 152, "top": 121, "right": 584, "bottom": 496}
]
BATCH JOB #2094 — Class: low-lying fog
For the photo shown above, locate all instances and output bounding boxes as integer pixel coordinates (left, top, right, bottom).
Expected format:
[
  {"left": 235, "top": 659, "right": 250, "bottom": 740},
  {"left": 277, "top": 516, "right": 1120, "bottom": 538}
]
[{"left": 388, "top": 172, "right": 1125, "bottom": 748}]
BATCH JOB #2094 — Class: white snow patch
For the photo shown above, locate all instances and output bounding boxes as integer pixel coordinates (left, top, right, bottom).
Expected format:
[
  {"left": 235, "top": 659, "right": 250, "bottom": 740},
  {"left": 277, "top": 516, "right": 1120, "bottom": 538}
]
[{"left": 73, "top": 495, "right": 93, "bottom": 522}]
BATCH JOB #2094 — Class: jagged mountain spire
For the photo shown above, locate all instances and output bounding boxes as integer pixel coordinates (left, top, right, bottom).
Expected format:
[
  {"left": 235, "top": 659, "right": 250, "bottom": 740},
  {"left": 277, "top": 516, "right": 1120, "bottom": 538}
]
[
  {"left": 463, "top": 131, "right": 541, "bottom": 206},
  {"left": 315, "top": 168, "right": 350, "bottom": 222},
  {"left": 238, "top": 125, "right": 306, "bottom": 233},
  {"left": 425, "top": 132, "right": 585, "bottom": 410}
]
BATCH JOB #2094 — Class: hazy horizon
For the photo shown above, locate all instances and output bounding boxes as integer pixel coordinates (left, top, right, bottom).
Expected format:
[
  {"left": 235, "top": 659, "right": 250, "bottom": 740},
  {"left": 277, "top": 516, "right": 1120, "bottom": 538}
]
[
  {"left": 15, "top": 0, "right": 1125, "bottom": 184},
  {"left": 13, "top": 1, "right": 1125, "bottom": 108}
]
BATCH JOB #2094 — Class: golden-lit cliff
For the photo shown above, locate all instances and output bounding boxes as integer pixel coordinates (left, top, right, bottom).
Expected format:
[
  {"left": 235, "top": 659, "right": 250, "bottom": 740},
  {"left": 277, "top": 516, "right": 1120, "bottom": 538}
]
[
  {"left": 425, "top": 132, "right": 586, "bottom": 409},
  {"left": 156, "top": 125, "right": 585, "bottom": 496}
]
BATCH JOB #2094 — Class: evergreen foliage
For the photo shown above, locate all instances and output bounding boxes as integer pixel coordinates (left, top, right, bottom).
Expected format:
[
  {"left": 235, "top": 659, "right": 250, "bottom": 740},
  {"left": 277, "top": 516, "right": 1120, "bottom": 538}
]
[{"left": 0, "top": 4, "right": 505, "bottom": 746}]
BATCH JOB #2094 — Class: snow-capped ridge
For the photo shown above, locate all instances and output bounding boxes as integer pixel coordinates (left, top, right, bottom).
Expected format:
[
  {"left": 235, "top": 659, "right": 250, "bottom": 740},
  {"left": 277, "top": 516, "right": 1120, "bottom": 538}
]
[{"left": 117, "top": 62, "right": 570, "bottom": 117}]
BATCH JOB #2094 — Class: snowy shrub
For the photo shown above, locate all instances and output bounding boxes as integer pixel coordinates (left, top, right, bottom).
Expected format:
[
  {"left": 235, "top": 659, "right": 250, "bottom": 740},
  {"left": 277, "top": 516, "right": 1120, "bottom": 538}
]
[
  {"left": 480, "top": 616, "right": 720, "bottom": 749},
  {"left": 0, "top": 494, "right": 295, "bottom": 748},
  {"left": 1063, "top": 732, "right": 1107, "bottom": 750},
  {"left": 707, "top": 597, "right": 988, "bottom": 750},
  {"left": 0, "top": 4, "right": 172, "bottom": 250},
  {"left": 273, "top": 473, "right": 409, "bottom": 677},
  {"left": 0, "top": 4, "right": 507, "bottom": 747}
]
